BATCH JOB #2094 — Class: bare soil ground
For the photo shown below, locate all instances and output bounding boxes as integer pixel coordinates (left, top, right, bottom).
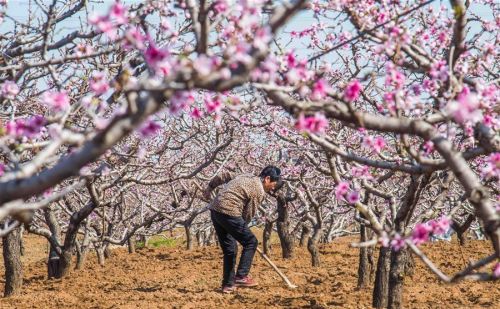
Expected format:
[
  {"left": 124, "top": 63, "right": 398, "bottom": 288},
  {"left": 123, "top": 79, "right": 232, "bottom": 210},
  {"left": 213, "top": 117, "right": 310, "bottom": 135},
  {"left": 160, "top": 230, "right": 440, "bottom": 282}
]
[{"left": 0, "top": 233, "right": 499, "bottom": 309}]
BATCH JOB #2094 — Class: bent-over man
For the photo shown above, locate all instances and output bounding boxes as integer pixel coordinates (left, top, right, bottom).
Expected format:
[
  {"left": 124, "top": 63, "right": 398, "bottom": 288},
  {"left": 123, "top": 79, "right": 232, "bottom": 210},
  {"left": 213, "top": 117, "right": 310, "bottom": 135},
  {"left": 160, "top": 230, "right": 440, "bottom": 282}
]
[{"left": 204, "top": 166, "right": 282, "bottom": 294}]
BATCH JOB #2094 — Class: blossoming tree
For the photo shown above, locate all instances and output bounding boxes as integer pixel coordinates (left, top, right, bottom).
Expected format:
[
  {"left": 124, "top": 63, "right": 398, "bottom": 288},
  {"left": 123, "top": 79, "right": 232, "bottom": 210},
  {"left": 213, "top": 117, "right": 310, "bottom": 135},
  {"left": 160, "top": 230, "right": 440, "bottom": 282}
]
[{"left": 0, "top": 0, "right": 498, "bottom": 308}]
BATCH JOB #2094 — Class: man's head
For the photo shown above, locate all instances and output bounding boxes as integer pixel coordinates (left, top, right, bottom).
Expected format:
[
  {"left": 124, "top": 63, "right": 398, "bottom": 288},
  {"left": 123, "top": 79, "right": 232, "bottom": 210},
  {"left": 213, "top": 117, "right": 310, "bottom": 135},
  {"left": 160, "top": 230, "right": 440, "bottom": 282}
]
[{"left": 259, "top": 165, "right": 282, "bottom": 193}]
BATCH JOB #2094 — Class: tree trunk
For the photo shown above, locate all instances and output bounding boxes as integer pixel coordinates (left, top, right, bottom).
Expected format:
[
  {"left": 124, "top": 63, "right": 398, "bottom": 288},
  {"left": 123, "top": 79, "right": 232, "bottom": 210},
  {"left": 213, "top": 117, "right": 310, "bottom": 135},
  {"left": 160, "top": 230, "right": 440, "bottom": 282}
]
[
  {"left": 453, "top": 215, "right": 474, "bottom": 246},
  {"left": 43, "top": 208, "right": 63, "bottom": 279},
  {"left": 307, "top": 237, "right": 320, "bottom": 267},
  {"left": 357, "top": 224, "right": 373, "bottom": 289},
  {"left": 276, "top": 195, "right": 294, "bottom": 259},
  {"left": 263, "top": 220, "right": 273, "bottom": 256},
  {"left": 185, "top": 225, "right": 193, "bottom": 250},
  {"left": 3, "top": 226, "right": 23, "bottom": 296},
  {"left": 299, "top": 225, "right": 310, "bottom": 247},
  {"left": 58, "top": 200, "right": 98, "bottom": 278},
  {"left": 139, "top": 234, "right": 148, "bottom": 247},
  {"left": 127, "top": 237, "right": 136, "bottom": 254},
  {"left": 104, "top": 245, "right": 112, "bottom": 259},
  {"left": 196, "top": 230, "right": 203, "bottom": 247},
  {"left": 372, "top": 246, "right": 391, "bottom": 308},
  {"left": 75, "top": 248, "right": 87, "bottom": 270},
  {"left": 388, "top": 248, "right": 412, "bottom": 309},
  {"left": 307, "top": 227, "right": 322, "bottom": 267},
  {"left": 19, "top": 226, "right": 25, "bottom": 257},
  {"left": 96, "top": 247, "right": 105, "bottom": 266},
  {"left": 208, "top": 229, "right": 216, "bottom": 246}
]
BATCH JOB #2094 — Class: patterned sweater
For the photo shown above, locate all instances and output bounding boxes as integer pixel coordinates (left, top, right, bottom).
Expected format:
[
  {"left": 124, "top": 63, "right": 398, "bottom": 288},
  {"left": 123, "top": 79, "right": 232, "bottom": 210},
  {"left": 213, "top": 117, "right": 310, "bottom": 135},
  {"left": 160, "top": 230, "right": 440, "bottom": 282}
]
[{"left": 208, "top": 172, "right": 265, "bottom": 221}]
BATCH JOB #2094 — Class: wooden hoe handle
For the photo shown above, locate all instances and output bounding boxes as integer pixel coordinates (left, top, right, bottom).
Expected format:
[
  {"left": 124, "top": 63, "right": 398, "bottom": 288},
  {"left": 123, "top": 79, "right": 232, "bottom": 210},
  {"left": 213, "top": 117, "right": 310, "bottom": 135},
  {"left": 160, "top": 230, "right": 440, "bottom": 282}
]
[{"left": 256, "top": 247, "right": 298, "bottom": 289}]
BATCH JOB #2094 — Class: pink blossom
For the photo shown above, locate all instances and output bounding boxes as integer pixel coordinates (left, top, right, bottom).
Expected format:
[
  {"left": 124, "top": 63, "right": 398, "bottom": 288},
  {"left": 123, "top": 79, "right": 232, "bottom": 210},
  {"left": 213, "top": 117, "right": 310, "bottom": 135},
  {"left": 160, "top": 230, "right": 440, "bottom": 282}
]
[
  {"left": 391, "top": 234, "right": 406, "bottom": 251},
  {"left": 373, "top": 136, "right": 386, "bottom": 153},
  {"left": 335, "top": 181, "right": 350, "bottom": 200},
  {"left": 385, "top": 65, "right": 405, "bottom": 90},
  {"left": 446, "top": 92, "right": 482, "bottom": 124},
  {"left": 285, "top": 51, "right": 297, "bottom": 68},
  {"left": 74, "top": 43, "right": 94, "bottom": 57},
  {"left": 170, "top": 91, "right": 195, "bottom": 115},
  {"left": 428, "top": 216, "right": 451, "bottom": 235},
  {"left": 42, "top": 91, "right": 70, "bottom": 111},
  {"left": 481, "top": 152, "right": 500, "bottom": 180},
  {"left": 0, "top": 163, "right": 5, "bottom": 177},
  {"left": 144, "top": 42, "right": 170, "bottom": 70},
  {"left": 379, "top": 233, "right": 390, "bottom": 247},
  {"left": 194, "top": 55, "right": 215, "bottom": 77},
  {"left": 190, "top": 107, "right": 203, "bottom": 119},
  {"left": 351, "top": 166, "right": 373, "bottom": 180},
  {"left": 214, "top": 0, "right": 229, "bottom": 14},
  {"left": 377, "top": 12, "right": 387, "bottom": 23},
  {"left": 5, "top": 115, "right": 46, "bottom": 138},
  {"left": 139, "top": 120, "right": 161, "bottom": 137},
  {"left": 482, "top": 115, "right": 498, "bottom": 129},
  {"left": 429, "top": 60, "right": 448, "bottom": 81},
  {"left": 42, "top": 188, "right": 53, "bottom": 198},
  {"left": 157, "top": 61, "right": 173, "bottom": 77},
  {"left": 253, "top": 26, "right": 272, "bottom": 52},
  {"left": 295, "top": 113, "right": 328, "bottom": 134},
  {"left": 383, "top": 91, "right": 395, "bottom": 103},
  {"left": 90, "top": 71, "right": 110, "bottom": 95},
  {"left": 310, "top": 78, "right": 330, "bottom": 101},
  {"left": 344, "top": 79, "right": 362, "bottom": 102},
  {"left": 204, "top": 95, "right": 223, "bottom": 114},
  {"left": 422, "top": 141, "right": 434, "bottom": 155},
  {"left": 91, "top": 16, "right": 117, "bottom": 39},
  {"left": 411, "top": 223, "right": 432, "bottom": 246},
  {"left": 412, "top": 84, "right": 422, "bottom": 96},
  {"left": 125, "top": 27, "right": 146, "bottom": 50},
  {"left": 1, "top": 81, "right": 19, "bottom": 99},
  {"left": 362, "top": 135, "right": 385, "bottom": 153},
  {"left": 493, "top": 263, "right": 500, "bottom": 279},
  {"left": 110, "top": 1, "right": 128, "bottom": 25},
  {"left": 346, "top": 191, "right": 360, "bottom": 204}
]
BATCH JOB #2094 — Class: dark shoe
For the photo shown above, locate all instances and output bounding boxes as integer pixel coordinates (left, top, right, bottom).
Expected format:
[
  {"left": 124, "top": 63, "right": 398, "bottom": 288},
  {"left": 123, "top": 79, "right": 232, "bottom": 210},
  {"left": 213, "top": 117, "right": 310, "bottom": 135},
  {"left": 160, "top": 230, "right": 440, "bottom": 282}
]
[
  {"left": 235, "top": 275, "right": 258, "bottom": 287},
  {"left": 222, "top": 285, "right": 237, "bottom": 294}
]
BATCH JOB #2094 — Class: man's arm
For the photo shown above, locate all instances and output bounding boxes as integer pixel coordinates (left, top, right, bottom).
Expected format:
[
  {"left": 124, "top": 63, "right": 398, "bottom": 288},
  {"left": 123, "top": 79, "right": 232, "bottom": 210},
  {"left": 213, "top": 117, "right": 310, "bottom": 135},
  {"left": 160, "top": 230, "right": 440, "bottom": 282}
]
[
  {"left": 243, "top": 182, "right": 265, "bottom": 223},
  {"left": 203, "top": 171, "right": 234, "bottom": 199}
]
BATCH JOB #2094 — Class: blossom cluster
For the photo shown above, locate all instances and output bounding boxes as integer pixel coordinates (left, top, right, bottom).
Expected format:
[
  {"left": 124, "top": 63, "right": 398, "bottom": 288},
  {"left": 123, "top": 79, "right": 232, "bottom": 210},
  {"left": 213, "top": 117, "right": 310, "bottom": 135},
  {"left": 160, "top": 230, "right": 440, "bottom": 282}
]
[
  {"left": 335, "top": 181, "right": 360, "bottom": 204},
  {"left": 3, "top": 115, "right": 46, "bottom": 139},
  {"left": 295, "top": 113, "right": 329, "bottom": 134},
  {"left": 379, "top": 216, "right": 452, "bottom": 251}
]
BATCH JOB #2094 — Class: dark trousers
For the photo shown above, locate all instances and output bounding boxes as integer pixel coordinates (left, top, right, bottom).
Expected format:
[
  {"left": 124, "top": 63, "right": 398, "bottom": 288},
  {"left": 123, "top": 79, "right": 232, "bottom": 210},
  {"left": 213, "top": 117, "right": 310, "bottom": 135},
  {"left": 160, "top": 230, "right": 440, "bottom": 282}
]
[{"left": 210, "top": 210, "right": 258, "bottom": 286}]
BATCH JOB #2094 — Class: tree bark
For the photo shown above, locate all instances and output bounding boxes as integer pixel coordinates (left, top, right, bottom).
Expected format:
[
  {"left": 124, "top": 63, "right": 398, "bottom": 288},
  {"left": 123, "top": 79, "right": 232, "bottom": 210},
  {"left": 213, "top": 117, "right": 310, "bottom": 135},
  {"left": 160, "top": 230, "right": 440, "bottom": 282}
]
[
  {"left": 299, "top": 225, "right": 310, "bottom": 247},
  {"left": 96, "top": 247, "right": 105, "bottom": 266},
  {"left": 388, "top": 248, "right": 412, "bottom": 309},
  {"left": 104, "top": 245, "right": 112, "bottom": 259},
  {"left": 276, "top": 194, "right": 294, "bottom": 259},
  {"left": 75, "top": 246, "right": 87, "bottom": 270},
  {"left": 3, "top": 226, "right": 23, "bottom": 297},
  {"left": 185, "top": 225, "right": 193, "bottom": 250},
  {"left": 453, "top": 214, "right": 475, "bottom": 246},
  {"left": 357, "top": 224, "right": 373, "bottom": 289},
  {"left": 263, "top": 220, "right": 273, "bottom": 256},
  {"left": 127, "top": 236, "right": 136, "bottom": 254},
  {"left": 43, "top": 208, "right": 63, "bottom": 279},
  {"left": 307, "top": 227, "right": 322, "bottom": 267},
  {"left": 19, "top": 226, "right": 25, "bottom": 257},
  {"left": 372, "top": 246, "right": 391, "bottom": 308},
  {"left": 58, "top": 199, "right": 98, "bottom": 278}
]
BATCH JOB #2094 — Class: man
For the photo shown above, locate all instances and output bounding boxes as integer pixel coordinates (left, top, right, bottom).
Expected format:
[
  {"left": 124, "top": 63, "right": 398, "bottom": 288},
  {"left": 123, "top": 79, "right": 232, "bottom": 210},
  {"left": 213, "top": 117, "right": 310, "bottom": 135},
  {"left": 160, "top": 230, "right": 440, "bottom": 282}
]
[{"left": 204, "top": 166, "right": 282, "bottom": 294}]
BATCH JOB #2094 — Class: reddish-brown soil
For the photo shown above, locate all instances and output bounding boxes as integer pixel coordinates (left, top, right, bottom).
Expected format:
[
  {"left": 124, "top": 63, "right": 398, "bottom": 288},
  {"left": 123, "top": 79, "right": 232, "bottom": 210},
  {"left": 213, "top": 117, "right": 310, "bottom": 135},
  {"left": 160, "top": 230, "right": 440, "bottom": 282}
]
[{"left": 0, "top": 234, "right": 498, "bottom": 308}]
